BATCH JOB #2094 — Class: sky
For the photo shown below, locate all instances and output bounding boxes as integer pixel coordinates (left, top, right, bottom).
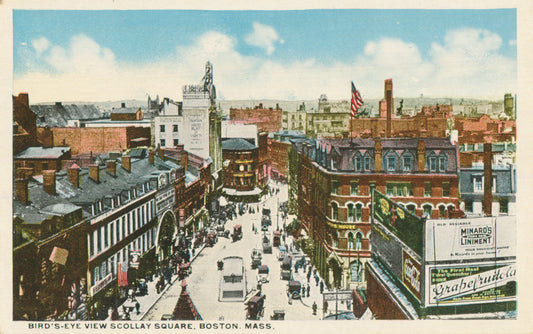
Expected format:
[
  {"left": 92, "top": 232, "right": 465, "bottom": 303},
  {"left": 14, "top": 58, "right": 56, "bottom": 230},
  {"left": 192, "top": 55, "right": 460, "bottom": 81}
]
[{"left": 13, "top": 9, "right": 517, "bottom": 103}]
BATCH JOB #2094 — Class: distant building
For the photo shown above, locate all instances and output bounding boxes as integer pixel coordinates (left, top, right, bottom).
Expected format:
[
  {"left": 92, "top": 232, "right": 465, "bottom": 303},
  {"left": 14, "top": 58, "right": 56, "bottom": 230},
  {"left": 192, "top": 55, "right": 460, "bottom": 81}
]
[
  {"left": 110, "top": 103, "right": 143, "bottom": 121},
  {"left": 30, "top": 101, "right": 102, "bottom": 127},
  {"left": 13, "top": 93, "right": 39, "bottom": 154},
  {"left": 221, "top": 138, "right": 262, "bottom": 201},
  {"left": 229, "top": 103, "right": 282, "bottom": 133},
  {"left": 282, "top": 103, "right": 308, "bottom": 132},
  {"left": 268, "top": 130, "right": 306, "bottom": 182}
]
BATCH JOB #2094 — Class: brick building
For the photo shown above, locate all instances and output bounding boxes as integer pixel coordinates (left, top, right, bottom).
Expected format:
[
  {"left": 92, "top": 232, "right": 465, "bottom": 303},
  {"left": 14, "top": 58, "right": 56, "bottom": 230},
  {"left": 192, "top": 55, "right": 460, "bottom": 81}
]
[
  {"left": 37, "top": 126, "right": 151, "bottom": 156},
  {"left": 268, "top": 130, "right": 306, "bottom": 182},
  {"left": 13, "top": 93, "right": 39, "bottom": 155},
  {"left": 229, "top": 103, "right": 282, "bottom": 133},
  {"left": 454, "top": 114, "right": 516, "bottom": 145},
  {"left": 109, "top": 103, "right": 143, "bottom": 121},
  {"left": 292, "top": 137, "right": 461, "bottom": 290},
  {"left": 15, "top": 147, "right": 72, "bottom": 176}
]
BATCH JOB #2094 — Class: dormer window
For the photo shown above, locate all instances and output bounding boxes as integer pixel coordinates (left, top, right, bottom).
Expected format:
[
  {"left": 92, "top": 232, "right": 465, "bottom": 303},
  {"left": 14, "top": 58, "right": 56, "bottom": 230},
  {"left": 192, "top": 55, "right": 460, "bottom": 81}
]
[
  {"left": 387, "top": 156, "right": 396, "bottom": 172},
  {"left": 331, "top": 158, "right": 337, "bottom": 170},
  {"left": 403, "top": 155, "right": 412, "bottom": 171},
  {"left": 354, "top": 155, "right": 362, "bottom": 171},
  {"left": 364, "top": 156, "right": 371, "bottom": 170}
]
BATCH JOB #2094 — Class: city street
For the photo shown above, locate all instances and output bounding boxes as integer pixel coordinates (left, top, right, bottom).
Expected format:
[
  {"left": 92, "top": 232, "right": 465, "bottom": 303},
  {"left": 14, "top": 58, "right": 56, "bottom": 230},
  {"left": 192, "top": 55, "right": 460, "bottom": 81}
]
[{"left": 142, "top": 182, "right": 335, "bottom": 321}]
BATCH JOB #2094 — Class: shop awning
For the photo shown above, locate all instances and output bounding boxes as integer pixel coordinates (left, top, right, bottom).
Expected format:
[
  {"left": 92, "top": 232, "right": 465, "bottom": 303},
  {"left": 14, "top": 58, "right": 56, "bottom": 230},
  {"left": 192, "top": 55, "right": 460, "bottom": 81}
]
[{"left": 49, "top": 247, "right": 69, "bottom": 266}]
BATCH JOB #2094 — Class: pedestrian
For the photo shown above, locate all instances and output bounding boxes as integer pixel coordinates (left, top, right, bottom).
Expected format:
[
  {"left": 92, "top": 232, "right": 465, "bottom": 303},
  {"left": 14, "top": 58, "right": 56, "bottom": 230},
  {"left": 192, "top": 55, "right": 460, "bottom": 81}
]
[
  {"left": 320, "top": 281, "right": 324, "bottom": 294},
  {"left": 306, "top": 284, "right": 310, "bottom": 297},
  {"left": 324, "top": 300, "right": 328, "bottom": 314},
  {"left": 315, "top": 274, "right": 319, "bottom": 286},
  {"left": 312, "top": 302, "right": 317, "bottom": 315},
  {"left": 135, "top": 301, "right": 140, "bottom": 315}
]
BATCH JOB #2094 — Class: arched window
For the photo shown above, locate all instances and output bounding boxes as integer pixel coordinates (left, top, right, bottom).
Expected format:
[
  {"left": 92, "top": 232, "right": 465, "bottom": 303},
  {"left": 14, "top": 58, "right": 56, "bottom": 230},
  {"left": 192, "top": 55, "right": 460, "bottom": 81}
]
[
  {"left": 439, "top": 153, "right": 448, "bottom": 172},
  {"left": 348, "top": 232, "right": 355, "bottom": 249},
  {"left": 439, "top": 205, "right": 446, "bottom": 218},
  {"left": 402, "top": 152, "right": 413, "bottom": 172},
  {"left": 347, "top": 204, "right": 354, "bottom": 222},
  {"left": 406, "top": 204, "right": 416, "bottom": 214},
  {"left": 350, "top": 260, "right": 363, "bottom": 282},
  {"left": 355, "top": 203, "right": 363, "bottom": 221},
  {"left": 331, "top": 202, "right": 339, "bottom": 220},
  {"left": 354, "top": 154, "right": 363, "bottom": 171},
  {"left": 355, "top": 232, "right": 363, "bottom": 251},
  {"left": 423, "top": 204, "right": 433, "bottom": 218}
]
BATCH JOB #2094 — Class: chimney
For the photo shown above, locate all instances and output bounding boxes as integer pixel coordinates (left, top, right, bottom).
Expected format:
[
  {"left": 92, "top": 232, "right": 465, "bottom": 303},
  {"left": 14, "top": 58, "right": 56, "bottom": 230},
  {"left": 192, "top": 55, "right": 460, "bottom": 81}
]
[
  {"left": 107, "top": 160, "right": 117, "bottom": 176},
  {"left": 374, "top": 139, "right": 383, "bottom": 172},
  {"left": 55, "top": 102, "right": 62, "bottom": 107},
  {"left": 42, "top": 170, "right": 56, "bottom": 195},
  {"left": 122, "top": 155, "right": 131, "bottom": 172},
  {"left": 15, "top": 178, "right": 30, "bottom": 205},
  {"left": 385, "top": 79, "right": 393, "bottom": 138},
  {"left": 89, "top": 164, "right": 100, "bottom": 183},
  {"left": 121, "top": 102, "right": 126, "bottom": 108},
  {"left": 16, "top": 167, "right": 34, "bottom": 179},
  {"left": 68, "top": 164, "right": 81, "bottom": 187},
  {"left": 181, "top": 150, "right": 189, "bottom": 170},
  {"left": 17, "top": 93, "right": 29, "bottom": 106},
  {"left": 148, "top": 150, "right": 154, "bottom": 165},
  {"left": 417, "top": 140, "right": 426, "bottom": 172},
  {"left": 158, "top": 148, "right": 164, "bottom": 159},
  {"left": 483, "top": 143, "right": 493, "bottom": 216}
]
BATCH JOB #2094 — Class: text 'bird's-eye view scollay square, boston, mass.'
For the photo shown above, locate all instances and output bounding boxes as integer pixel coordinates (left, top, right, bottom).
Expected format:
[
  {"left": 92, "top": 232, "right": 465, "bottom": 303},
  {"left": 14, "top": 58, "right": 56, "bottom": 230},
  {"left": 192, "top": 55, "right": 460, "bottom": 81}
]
[{"left": 8, "top": 6, "right": 526, "bottom": 332}]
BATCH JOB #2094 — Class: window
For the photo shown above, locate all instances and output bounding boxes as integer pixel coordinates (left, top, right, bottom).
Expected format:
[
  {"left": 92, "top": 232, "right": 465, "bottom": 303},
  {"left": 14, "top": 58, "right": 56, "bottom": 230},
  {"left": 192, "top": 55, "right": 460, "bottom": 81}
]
[
  {"left": 499, "top": 199, "right": 509, "bottom": 214},
  {"left": 94, "top": 267, "right": 100, "bottom": 285},
  {"left": 355, "top": 232, "right": 363, "bottom": 251},
  {"left": 443, "top": 182, "right": 450, "bottom": 197},
  {"left": 97, "top": 228, "right": 102, "bottom": 252},
  {"left": 474, "top": 176, "right": 483, "bottom": 192},
  {"left": 173, "top": 139, "right": 179, "bottom": 146},
  {"left": 347, "top": 204, "right": 354, "bottom": 222},
  {"left": 332, "top": 232, "right": 339, "bottom": 248},
  {"left": 173, "top": 124, "right": 178, "bottom": 132},
  {"left": 160, "top": 125, "right": 165, "bottom": 132},
  {"left": 331, "top": 180, "right": 339, "bottom": 195},
  {"left": 387, "top": 156, "right": 396, "bottom": 172},
  {"left": 465, "top": 201, "right": 473, "bottom": 213},
  {"left": 355, "top": 203, "right": 363, "bottom": 221},
  {"left": 429, "top": 157, "right": 437, "bottom": 171},
  {"left": 364, "top": 156, "right": 371, "bottom": 170},
  {"left": 423, "top": 204, "right": 432, "bottom": 218},
  {"left": 406, "top": 204, "right": 416, "bottom": 214},
  {"left": 160, "top": 139, "right": 166, "bottom": 147},
  {"left": 424, "top": 182, "right": 432, "bottom": 197},
  {"left": 110, "top": 222, "right": 115, "bottom": 245},
  {"left": 386, "top": 183, "right": 413, "bottom": 197},
  {"left": 355, "top": 156, "right": 362, "bottom": 171},
  {"left": 104, "top": 225, "right": 109, "bottom": 248},
  {"left": 331, "top": 158, "right": 338, "bottom": 170},
  {"left": 439, "top": 156, "right": 447, "bottom": 172},
  {"left": 42, "top": 162, "right": 49, "bottom": 170},
  {"left": 89, "top": 233, "right": 94, "bottom": 256},
  {"left": 403, "top": 156, "right": 412, "bottom": 171},
  {"left": 331, "top": 202, "right": 339, "bottom": 220},
  {"left": 128, "top": 213, "right": 132, "bottom": 235},
  {"left": 116, "top": 219, "right": 120, "bottom": 243},
  {"left": 351, "top": 260, "right": 363, "bottom": 282},
  {"left": 350, "top": 182, "right": 359, "bottom": 195},
  {"left": 439, "top": 205, "right": 446, "bottom": 218},
  {"left": 348, "top": 233, "right": 355, "bottom": 249}
]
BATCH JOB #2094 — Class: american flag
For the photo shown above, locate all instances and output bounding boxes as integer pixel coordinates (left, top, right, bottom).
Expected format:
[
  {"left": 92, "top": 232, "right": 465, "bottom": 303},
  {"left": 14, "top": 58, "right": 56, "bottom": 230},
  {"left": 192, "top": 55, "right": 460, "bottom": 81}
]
[{"left": 351, "top": 81, "right": 364, "bottom": 117}]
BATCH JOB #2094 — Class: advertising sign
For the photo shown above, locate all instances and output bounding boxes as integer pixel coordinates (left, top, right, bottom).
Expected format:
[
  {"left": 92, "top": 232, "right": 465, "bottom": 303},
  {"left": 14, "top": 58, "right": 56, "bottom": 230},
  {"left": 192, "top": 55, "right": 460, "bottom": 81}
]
[
  {"left": 90, "top": 273, "right": 113, "bottom": 296},
  {"left": 425, "top": 261, "right": 516, "bottom": 306},
  {"left": 425, "top": 216, "right": 516, "bottom": 262},
  {"left": 402, "top": 250, "right": 422, "bottom": 301},
  {"left": 373, "top": 190, "right": 424, "bottom": 256},
  {"left": 128, "top": 250, "right": 141, "bottom": 269}
]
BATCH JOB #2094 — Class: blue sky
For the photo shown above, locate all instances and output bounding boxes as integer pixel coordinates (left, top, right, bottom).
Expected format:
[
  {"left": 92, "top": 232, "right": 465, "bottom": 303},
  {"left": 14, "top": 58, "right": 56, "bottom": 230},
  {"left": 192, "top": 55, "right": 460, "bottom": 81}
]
[{"left": 13, "top": 9, "right": 517, "bottom": 102}]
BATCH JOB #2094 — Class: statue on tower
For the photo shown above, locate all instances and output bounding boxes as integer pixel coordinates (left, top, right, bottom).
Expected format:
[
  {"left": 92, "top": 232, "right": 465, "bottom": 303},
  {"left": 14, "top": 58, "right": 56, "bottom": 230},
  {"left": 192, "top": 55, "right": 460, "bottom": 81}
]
[{"left": 201, "top": 61, "right": 216, "bottom": 103}]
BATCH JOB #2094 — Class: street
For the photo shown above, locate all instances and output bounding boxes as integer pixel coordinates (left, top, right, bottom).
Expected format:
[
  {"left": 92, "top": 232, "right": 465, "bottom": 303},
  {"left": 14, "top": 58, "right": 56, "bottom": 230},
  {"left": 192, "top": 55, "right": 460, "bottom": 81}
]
[{"left": 142, "top": 183, "right": 332, "bottom": 321}]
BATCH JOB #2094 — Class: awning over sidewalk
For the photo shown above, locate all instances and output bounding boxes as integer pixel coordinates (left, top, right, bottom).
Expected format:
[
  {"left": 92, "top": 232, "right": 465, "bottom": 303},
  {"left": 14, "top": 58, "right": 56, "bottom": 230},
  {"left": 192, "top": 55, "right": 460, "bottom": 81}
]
[{"left": 222, "top": 187, "right": 262, "bottom": 196}]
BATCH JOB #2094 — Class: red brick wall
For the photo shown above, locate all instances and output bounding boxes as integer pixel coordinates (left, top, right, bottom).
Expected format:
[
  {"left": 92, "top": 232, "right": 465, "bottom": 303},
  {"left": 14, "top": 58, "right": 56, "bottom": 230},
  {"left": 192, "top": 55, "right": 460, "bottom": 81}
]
[
  {"left": 229, "top": 107, "right": 282, "bottom": 133},
  {"left": 39, "top": 127, "right": 150, "bottom": 155}
]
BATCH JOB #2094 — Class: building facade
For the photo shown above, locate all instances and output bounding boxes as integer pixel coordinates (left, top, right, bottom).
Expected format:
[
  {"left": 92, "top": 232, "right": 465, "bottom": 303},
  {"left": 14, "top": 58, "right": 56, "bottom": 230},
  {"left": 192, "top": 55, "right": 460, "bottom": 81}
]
[
  {"left": 229, "top": 103, "right": 282, "bottom": 133},
  {"left": 293, "top": 137, "right": 461, "bottom": 290}
]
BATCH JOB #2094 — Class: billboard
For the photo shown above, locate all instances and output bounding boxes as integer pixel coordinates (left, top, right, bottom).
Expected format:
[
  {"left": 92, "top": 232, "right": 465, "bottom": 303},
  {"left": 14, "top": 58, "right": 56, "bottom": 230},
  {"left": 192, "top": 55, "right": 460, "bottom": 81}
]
[
  {"left": 425, "top": 261, "right": 516, "bottom": 306},
  {"left": 373, "top": 190, "right": 424, "bottom": 256},
  {"left": 402, "top": 250, "right": 422, "bottom": 301},
  {"left": 425, "top": 216, "right": 516, "bottom": 262}
]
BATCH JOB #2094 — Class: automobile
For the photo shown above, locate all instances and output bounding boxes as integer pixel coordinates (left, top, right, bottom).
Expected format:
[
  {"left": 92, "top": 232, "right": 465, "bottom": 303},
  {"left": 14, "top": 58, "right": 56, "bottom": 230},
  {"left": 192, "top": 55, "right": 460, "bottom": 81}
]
[
  {"left": 206, "top": 232, "right": 218, "bottom": 247},
  {"left": 246, "top": 294, "right": 265, "bottom": 320},
  {"left": 251, "top": 248, "right": 262, "bottom": 269},
  {"left": 262, "top": 234, "right": 272, "bottom": 254},
  {"left": 232, "top": 224, "right": 243, "bottom": 242},
  {"left": 277, "top": 245, "right": 287, "bottom": 261},
  {"left": 256, "top": 265, "right": 270, "bottom": 283},
  {"left": 287, "top": 280, "right": 302, "bottom": 299},
  {"left": 270, "top": 310, "right": 285, "bottom": 320},
  {"left": 273, "top": 230, "right": 281, "bottom": 247},
  {"left": 216, "top": 225, "right": 226, "bottom": 237},
  {"left": 280, "top": 256, "right": 292, "bottom": 280}
]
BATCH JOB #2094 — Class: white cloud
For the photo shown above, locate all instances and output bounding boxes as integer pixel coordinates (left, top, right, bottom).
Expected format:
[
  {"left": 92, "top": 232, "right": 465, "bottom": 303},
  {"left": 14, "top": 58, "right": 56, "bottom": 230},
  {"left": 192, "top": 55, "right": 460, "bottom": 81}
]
[
  {"left": 245, "top": 22, "right": 282, "bottom": 55},
  {"left": 509, "top": 39, "right": 517, "bottom": 46},
  {"left": 31, "top": 37, "right": 50, "bottom": 56},
  {"left": 14, "top": 28, "right": 516, "bottom": 103}
]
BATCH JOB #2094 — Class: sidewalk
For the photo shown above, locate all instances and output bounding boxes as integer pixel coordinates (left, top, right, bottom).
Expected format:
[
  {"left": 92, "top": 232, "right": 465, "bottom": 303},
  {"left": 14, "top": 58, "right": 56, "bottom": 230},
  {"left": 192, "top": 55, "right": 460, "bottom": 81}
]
[{"left": 112, "top": 242, "right": 207, "bottom": 321}]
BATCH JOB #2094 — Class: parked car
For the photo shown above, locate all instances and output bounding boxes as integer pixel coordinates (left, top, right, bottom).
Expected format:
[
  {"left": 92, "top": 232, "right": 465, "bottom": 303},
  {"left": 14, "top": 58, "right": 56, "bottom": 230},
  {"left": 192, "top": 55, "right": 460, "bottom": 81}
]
[
  {"left": 278, "top": 245, "right": 287, "bottom": 261},
  {"left": 257, "top": 265, "right": 270, "bottom": 283}
]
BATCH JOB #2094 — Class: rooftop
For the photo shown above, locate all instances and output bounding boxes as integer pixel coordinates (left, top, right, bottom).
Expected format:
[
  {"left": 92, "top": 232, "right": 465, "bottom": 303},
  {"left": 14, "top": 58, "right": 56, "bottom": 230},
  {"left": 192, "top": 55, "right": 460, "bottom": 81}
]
[
  {"left": 15, "top": 146, "right": 71, "bottom": 159},
  {"left": 222, "top": 138, "right": 257, "bottom": 151}
]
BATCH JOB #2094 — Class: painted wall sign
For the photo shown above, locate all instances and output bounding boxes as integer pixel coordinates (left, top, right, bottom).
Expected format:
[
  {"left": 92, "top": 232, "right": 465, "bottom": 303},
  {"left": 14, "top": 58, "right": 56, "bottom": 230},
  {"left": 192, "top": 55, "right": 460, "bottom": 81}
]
[
  {"left": 425, "top": 261, "right": 516, "bottom": 306},
  {"left": 425, "top": 216, "right": 516, "bottom": 262},
  {"left": 402, "top": 250, "right": 421, "bottom": 301}
]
